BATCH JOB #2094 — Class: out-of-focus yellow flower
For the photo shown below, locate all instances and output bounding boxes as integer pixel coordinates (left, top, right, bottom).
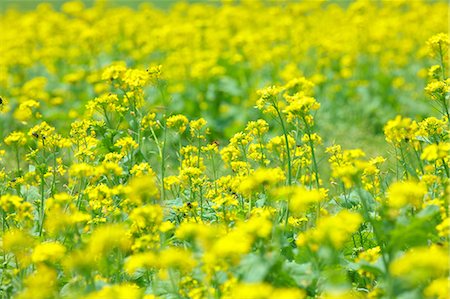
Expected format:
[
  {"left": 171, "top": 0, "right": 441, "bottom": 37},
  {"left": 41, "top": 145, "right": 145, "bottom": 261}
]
[
  {"left": 225, "top": 282, "right": 306, "bottom": 299},
  {"left": 289, "top": 186, "right": 325, "bottom": 214},
  {"left": 0, "top": 194, "right": 33, "bottom": 223},
  {"left": 4, "top": 131, "right": 27, "bottom": 146},
  {"left": 436, "top": 217, "right": 450, "bottom": 238},
  {"left": 296, "top": 210, "right": 362, "bottom": 249},
  {"left": 32, "top": 242, "right": 66, "bottom": 264},
  {"left": 390, "top": 245, "right": 449, "bottom": 284},
  {"left": 87, "top": 224, "right": 131, "bottom": 257},
  {"left": 126, "top": 175, "right": 159, "bottom": 205},
  {"left": 84, "top": 284, "right": 143, "bottom": 299},
  {"left": 356, "top": 246, "right": 381, "bottom": 264},
  {"left": 15, "top": 265, "right": 57, "bottom": 299},
  {"left": 13, "top": 100, "right": 40, "bottom": 122},
  {"left": 125, "top": 252, "right": 158, "bottom": 275},
  {"left": 421, "top": 143, "right": 450, "bottom": 161},
  {"left": 424, "top": 277, "right": 450, "bottom": 299},
  {"left": 387, "top": 180, "right": 427, "bottom": 210},
  {"left": 239, "top": 167, "right": 285, "bottom": 195}
]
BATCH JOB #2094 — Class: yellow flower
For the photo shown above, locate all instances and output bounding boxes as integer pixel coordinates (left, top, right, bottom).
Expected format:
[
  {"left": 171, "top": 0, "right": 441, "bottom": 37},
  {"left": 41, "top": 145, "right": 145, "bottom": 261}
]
[
  {"left": 256, "top": 85, "right": 283, "bottom": 113},
  {"left": 126, "top": 175, "right": 160, "bottom": 205},
  {"left": 384, "top": 115, "right": 417, "bottom": 146},
  {"left": 356, "top": 246, "right": 381, "bottom": 264},
  {"left": 417, "top": 116, "right": 447, "bottom": 137},
  {"left": 420, "top": 143, "right": 450, "bottom": 161},
  {"left": 387, "top": 180, "right": 427, "bottom": 210},
  {"left": 436, "top": 218, "right": 450, "bottom": 238},
  {"left": 4, "top": 131, "right": 27, "bottom": 146},
  {"left": 296, "top": 210, "right": 362, "bottom": 249},
  {"left": 146, "top": 65, "right": 162, "bottom": 79},
  {"left": 0, "top": 194, "right": 34, "bottom": 223},
  {"left": 32, "top": 242, "right": 66, "bottom": 264},
  {"left": 390, "top": 245, "right": 449, "bottom": 284},
  {"left": 15, "top": 265, "right": 57, "bottom": 299},
  {"left": 227, "top": 282, "right": 273, "bottom": 299},
  {"left": 114, "top": 136, "right": 138, "bottom": 153},
  {"left": 0, "top": 96, "right": 9, "bottom": 113},
  {"left": 86, "top": 93, "right": 128, "bottom": 116},
  {"left": 424, "top": 277, "right": 450, "bottom": 299},
  {"left": 125, "top": 252, "right": 158, "bottom": 274},
  {"left": 283, "top": 93, "right": 320, "bottom": 123},
  {"left": 122, "top": 68, "right": 151, "bottom": 89},
  {"left": 28, "top": 121, "right": 55, "bottom": 142},
  {"left": 13, "top": 99, "right": 40, "bottom": 122},
  {"left": 239, "top": 167, "right": 285, "bottom": 195},
  {"left": 167, "top": 114, "right": 189, "bottom": 133},
  {"left": 87, "top": 224, "right": 131, "bottom": 257},
  {"left": 424, "top": 80, "right": 449, "bottom": 100},
  {"left": 226, "top": 282, "right": 306, "bottom": 299},
  {"left": 245, "top": 119, "right": 269, "bottom": 136},
  {"left": 426, "top": 33, "right": 449, "bottom": 57},
  {"left": 289, "top": 186, "right": 325, "bottom": 214},
  {"left": 84, "top": 284, "right": 143, "bottom": 299},
  {"left": 189, "top": 118, "right": 207, "bottom": 137},
  {"left": 129, "top": 205, "right": 163, "bottom": 233},
  {"left": 102, "top": 62, "right": 127, "bottom": 81},
  {"left": 159, "top": 247, "right": 196, "bottom": 272},
  {"left": 141, "top": 112, "right": 157, "bottom": 130}
]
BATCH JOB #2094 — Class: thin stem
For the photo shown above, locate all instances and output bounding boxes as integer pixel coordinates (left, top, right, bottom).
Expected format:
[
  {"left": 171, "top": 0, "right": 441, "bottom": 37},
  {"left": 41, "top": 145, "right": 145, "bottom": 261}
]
[
  {"left": 38, "top": 172, "right": 45, "bottom": 236},
  {"left": 272, "top": 100, "right": 292, "bottom": 185},
  {"left": 303, "top": 116, "right": 320, "bottom": 189},
  {"left": 438, "top": 43, "right": 450, "bottom": 120}
]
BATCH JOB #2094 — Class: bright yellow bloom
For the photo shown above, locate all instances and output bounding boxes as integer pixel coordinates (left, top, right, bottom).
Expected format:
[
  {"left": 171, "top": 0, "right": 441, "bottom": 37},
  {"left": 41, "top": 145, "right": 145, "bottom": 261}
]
[
  {"left": 114, "top": 136, "right": 138, "bottom": 153},
  {"left": 296, "top": 210, "right": 362, "bottom": 249},
  {"left": 424, "top": 277, "right": 450, "bottom": 299},
  {"left": 32, "top": 242, "right": 66, "bottom": 264},
  {"left": 167, "top": 114, "right": 189, "bottom": 133},
  {"left": 427, "top": 33, "right": 449, "bottom": 57},
  {"left": 125, "top": 252, "right": 158, "bottom": 274},
  {"left": 4, "top": 131, "right": 27, "bottom": 146},
  {"left": 421, "top": 143, "right": 450, "bottom": 161},
  {"left": 15, "top": 265, "right": 57, "bottom": 299},
  {"left": 84, "top": 284, "right": 143, "bottom": 299},
  {"left": 126, "top": 175, "right": 160, "bottom": 205},
  {"left": 384, "top": 115, "right": 417, "bottom": 146},
  {"left": 289, "top": 186, "right": 325, "bottom": 214},
  {"left": 239, "top": 167, "right": 285, "bottom": 195},
  {"left": 387, "top": 180, "right": 427, "bottom": 209},
  {"left": 390, "top": 245, "right": 449, "bottom": 284},
  {"left": 424, "top": 80, "right": 449, "bottom": 100}
]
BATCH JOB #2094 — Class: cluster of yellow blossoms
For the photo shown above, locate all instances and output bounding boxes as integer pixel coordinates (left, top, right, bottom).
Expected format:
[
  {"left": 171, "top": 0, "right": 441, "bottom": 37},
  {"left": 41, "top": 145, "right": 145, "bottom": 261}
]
[{"left": 0, "top": 1, "right": 449, "bottom": 299}]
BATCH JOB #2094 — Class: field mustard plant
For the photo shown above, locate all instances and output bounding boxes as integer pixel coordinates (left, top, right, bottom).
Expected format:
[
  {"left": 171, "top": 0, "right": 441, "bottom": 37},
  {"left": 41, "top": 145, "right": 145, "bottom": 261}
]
[{"left": 0, "top": 2, "right": 449, "bottom": 299}]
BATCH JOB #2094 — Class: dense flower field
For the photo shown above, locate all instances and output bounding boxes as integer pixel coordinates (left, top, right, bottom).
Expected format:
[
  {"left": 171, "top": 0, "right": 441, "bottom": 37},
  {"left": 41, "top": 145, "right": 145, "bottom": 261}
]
[{"left": 0, "top": 1, "right": 449, "bottom": 298}]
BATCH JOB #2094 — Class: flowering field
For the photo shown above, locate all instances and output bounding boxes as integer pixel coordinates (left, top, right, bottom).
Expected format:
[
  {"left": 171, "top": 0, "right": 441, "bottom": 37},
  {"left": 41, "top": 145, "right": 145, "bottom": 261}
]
[{"left": 0, "top": 1, "right": 449, "bottom": 298}]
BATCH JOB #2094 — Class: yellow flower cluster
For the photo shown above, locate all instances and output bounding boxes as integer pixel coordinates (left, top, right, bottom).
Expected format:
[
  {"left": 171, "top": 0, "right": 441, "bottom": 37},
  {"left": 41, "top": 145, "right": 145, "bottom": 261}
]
[{"left": 0, "top": 2, "right": 448, "bottom": 299}]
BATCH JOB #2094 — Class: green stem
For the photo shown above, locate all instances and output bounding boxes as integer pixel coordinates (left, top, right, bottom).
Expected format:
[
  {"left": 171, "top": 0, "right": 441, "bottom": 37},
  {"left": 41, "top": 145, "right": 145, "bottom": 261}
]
[
  {"left": 273, "top": 101, "right": 292, "bottom": 185},
  {"left": 38, "top": 172, "right": 45, "bottom": 236},
  {"left": 150, "top": 125, "right": 165, "bottom": 201},
  {"left": 442, "top": 159, "right": 450, "bottom": 178},
  {"left": 161, "top": 122, "right": 167, "bottom": 201},
  {"left": 303, "top": 117, "right": 320, "bottom": 189},
  {"left": 438, "top": 43, "right": 450, "bottom": 120}
]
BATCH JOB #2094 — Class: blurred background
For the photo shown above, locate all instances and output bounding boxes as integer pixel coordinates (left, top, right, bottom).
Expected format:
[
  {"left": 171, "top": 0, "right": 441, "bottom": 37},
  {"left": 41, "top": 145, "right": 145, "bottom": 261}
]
[{"left": 1, "top": 0, "right": 448, "bottom": 157}]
